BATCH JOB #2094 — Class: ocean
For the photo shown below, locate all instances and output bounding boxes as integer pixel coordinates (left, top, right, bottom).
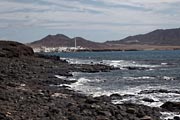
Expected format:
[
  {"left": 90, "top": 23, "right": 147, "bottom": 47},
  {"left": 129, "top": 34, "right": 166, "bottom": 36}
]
[{"left": 48, "top": 50, "right": 180, "bottom": 119}]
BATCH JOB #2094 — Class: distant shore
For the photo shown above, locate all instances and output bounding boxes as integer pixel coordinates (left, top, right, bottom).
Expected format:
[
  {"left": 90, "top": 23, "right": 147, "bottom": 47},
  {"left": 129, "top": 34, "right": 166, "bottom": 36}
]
[{"left": 31, "top": 44, "right": 180, "bottom": 53}]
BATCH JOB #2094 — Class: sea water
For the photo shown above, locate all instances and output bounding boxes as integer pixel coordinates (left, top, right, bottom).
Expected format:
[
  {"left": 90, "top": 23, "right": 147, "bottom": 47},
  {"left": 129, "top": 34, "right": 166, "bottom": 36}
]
[{"left": 49, "top": 50, "right": 180, "bottom": 119}]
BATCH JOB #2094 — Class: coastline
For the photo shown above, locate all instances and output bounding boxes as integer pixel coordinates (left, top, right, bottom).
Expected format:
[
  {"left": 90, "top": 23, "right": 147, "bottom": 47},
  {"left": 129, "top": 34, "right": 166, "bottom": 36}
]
[
  {"left": 1, "top": 41, "right": 180, "bottom": 120},
  {"left": 31, "top": 44, "right": 180, "bottom": 53},
  {"left": 0, "top": 53, "right": 161, "bottom": 120}
]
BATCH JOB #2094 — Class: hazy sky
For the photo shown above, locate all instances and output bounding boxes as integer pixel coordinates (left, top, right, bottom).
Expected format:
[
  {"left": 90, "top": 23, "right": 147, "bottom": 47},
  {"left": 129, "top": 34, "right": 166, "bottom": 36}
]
[{"left": 0, "top": 0, "right": 180, "bottom": 43}]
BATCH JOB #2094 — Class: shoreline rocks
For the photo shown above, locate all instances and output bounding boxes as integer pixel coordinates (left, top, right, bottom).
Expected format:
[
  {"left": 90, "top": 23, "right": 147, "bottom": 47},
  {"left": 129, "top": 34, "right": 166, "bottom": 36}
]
[
  {"left": 0, "top": 56, "right": 161, "bottom": 120},
  {"left": 0, "top": 41, "right": 161, "bottom": 120},
  {"left": 0, "top": 41, "right": 34, "bottom": 57},
  {"left": 161, "top": 102, "right": 180, "bottom": 112}
]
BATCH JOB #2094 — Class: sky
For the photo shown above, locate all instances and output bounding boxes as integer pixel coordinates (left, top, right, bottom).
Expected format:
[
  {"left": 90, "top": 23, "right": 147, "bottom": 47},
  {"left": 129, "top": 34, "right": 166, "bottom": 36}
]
[{"left": 0, "top": 0, "right": 180, "bottom": 43}]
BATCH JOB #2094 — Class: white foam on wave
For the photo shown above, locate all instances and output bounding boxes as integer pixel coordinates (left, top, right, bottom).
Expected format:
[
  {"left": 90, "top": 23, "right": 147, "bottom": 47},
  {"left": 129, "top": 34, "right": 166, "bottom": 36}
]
[
  {"left": 109, "top": 84, "right": 180, "bottom": 107},
  {"left": 123, "top": 76, "right": 155, "bottom": 80},
  {"left": 63, "top": 73, "right": 180, "bottom": 108},
  {"left": 64, "top": 58, "right": 98, "bottom": 65},
  {"left": 71, "top": 72, "right": 80, "bottom": 76},
  {"left": 55, "top": 75, "right": 77, "bottom": 81},
  {"left": 92, "top": 90, "right": 127, "bottom": 97},
  {"left": 103, "top": 60, "right": 160, "bottom": 68},
  {"left": 55, "top": 75, "right": 67, "bottom": 79},
  {"left": 70, "top": 77, "right": 91, "bottom": 86},
  {"left": 50, "top": 84, "right": 71, "bottom": 88},
  {"left": 61, "top": 58, "right": 160, "bottom": 69},
  {"left": 161, "top": 112, "right": 180, "bottom": 120},
  {"left": 112, "top": 92, "right": 180, "bottom": 107},
  {"left": 162, "top": 76, "right": 175, "bottom": 80},
  {"left": 69, "top": 77, "right": 107, "bottom": 93},
  {"left": 161, "top": 63, "right": 168, "bottom": 65},
  {"left": 77, "top": 77, "right": 91, "bottom": 84},
  {"left": 66, "top": 76, "right": 121, "bottom": 96},
  {"left": 89, "top": 85, "right": 145, "bottom": 98}
]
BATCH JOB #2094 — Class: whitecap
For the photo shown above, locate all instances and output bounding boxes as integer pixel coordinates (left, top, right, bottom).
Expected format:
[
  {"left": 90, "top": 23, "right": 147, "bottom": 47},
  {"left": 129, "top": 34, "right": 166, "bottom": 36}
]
[
  {"left": 70, "top": 77, "right": 91, "bottom": 87},
  {"left": 102, "top": 60, "right": 160, "bottom": 69},
  {"left": 162, "top": 76, "right": 175, "bottom": 80},
  {"left": 61, "top": 58, "right": 160, "bottom": 70},
  {"left": 161, "top": 112, "right": 180, "bottom": 120},
  {"left": 55, "top": 74, "right": 77, "bottom": 82},
  {"left": 123, "top": 76, "right": 155, "bottom": 80},
  {"left": 161, "top": 63, "right": 168, "bottom": 65},
  {"left": 54, "top": 75, "right": 67, "bottom": 79}
]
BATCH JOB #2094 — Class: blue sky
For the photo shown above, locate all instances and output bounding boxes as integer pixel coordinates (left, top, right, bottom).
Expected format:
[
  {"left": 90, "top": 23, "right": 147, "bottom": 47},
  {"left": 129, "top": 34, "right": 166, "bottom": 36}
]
[{"left": 0, "top": 0, "right": 180, "bottom": 43}]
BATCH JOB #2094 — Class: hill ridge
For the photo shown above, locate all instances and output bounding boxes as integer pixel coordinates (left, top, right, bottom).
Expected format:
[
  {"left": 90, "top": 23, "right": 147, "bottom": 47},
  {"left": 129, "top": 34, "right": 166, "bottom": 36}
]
[
  {"left": 30, "top": 34, "right": 106, "bottom": 49},
  {"left": 106, "top": 27, "right": 180, "bottom": 45}
]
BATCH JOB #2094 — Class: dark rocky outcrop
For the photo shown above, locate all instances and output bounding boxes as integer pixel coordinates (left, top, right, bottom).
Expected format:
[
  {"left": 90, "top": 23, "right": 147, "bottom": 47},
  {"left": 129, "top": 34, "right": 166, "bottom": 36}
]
[
  {"left": 142, "top": 98, "right": 155, "bottom": 103},
  {"left": 0, "top": 56, "right": 161, "bottom": 120},
  {"left": 0, "top": 41, "right": 34, "bottom": 57},
  {"left": 0, "top": 42, "right": 161, "bottom": 120},
  {"left": 139, "top": 89, "right": 180, "bottom": 95},
  {"left": 73, "top": 64, "right": 118, "bottom": 73},
  {"left": 124, "top": 66, "right": 149, "bottom": 71},
  {"left": 110, "top": 93, "right": 122, "bottom": 100},
  {"left": 174, "top": 116, "right": 180, "bottom": 120},
  {"left": 161, "top": 102, "right": 180, "bottom": 112},
  {"left": 0, "top": 112, "right": 12, "bottom": 120}
]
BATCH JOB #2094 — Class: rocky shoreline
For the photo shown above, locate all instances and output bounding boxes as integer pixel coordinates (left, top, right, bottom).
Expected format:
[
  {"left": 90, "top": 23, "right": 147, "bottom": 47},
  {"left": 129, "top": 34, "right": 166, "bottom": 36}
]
[{"left": 0, "top": 41, "right": 179, "bottom": 120}]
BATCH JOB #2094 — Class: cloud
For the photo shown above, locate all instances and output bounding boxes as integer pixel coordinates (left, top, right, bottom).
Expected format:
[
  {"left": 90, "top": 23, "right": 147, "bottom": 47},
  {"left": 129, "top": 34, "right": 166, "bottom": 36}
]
[
  {"left": 0, "top": 37, "right": 9, "bottom": 40},
  {"left": 0, "top": 0, "right": 179, "bottom": 42},
  {"left": 0, "top": 0, "right": 50, "bottom": 13}
]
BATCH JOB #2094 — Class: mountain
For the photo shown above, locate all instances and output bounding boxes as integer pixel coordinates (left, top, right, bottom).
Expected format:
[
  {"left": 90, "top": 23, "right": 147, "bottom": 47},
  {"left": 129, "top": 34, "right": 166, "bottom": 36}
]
[
  {"left": 105, "top": 28, "right": 180, "bottom": 46},
  {"left": 29, "top": 28, "right": 180, "bottom": 51},
  {"left": 30, "top": 34, "right": 106, "bottom": 49}
]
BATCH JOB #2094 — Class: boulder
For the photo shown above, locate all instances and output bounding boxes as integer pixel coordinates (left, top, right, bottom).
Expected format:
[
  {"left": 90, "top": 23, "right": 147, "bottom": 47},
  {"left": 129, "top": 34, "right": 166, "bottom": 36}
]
[
  {"left": 142, "top": 98, "right": 155, "bottom": 103},
  {"left": 110, "top": 93, "right": 122, "bottom": 100},
  {"left": 126, "top": 108, "right": 136, "bottom": 114},
  {"left": 174, "top": 116, "right": 180, "bottom": 120},
  {"left": 161, "top": 102, "right": 180, "bottom": 112},
  {"left": 0, "top": 112, "right": 12, "bottom": 120},
  {"left": 0, "top": 41, "right": 34, "bottom": 57},
  {"left": 94, "top": 95, "right": 111, "bottom": 102},
  {"left": 124, "top": 66, "right": 148, "bottom": 70},
  {"left": 85, "top": 97, "right": 99, "bottom": 104}
]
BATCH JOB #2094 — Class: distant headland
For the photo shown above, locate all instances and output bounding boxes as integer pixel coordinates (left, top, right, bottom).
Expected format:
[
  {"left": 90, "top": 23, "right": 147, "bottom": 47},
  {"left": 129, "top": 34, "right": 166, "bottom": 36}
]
[{"left": 28, "top": 27, "right": 180, "bottom": 52}]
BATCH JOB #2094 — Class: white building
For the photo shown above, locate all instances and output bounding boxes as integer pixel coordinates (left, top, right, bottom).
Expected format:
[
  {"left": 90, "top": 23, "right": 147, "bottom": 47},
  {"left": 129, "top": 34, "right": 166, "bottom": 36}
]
[{"left": 33, "top": 46, "right": 86, "bottom": 53}]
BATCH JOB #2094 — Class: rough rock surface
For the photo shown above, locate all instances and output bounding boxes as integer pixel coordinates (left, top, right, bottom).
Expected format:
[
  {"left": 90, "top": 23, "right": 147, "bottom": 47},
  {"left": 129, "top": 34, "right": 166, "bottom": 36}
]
[
  {"left": 0, "top": 42, "right": 161, "bottom": 120},
  {"left": 161, "top": 102, "right": 180, "bottom": 112},
  {"left": 0, "top": 56, "right": 161, "bottom": 120}
]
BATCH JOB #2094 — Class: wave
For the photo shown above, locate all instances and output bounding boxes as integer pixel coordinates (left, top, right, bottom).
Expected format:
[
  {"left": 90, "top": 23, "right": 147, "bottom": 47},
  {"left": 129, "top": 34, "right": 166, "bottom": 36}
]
[
  {"left": 54, "top": 75, "right": 67, "bottom": 79},
  {"left": 162, "top": 76, "right": 175, "bottom": 80},
  {"left": 103, "top": 60, "right": 160, "bottom": 68},
  {"left": 69, "top": 79, "right": 180, "bottom": 107},
  {"left": 55, "top": 73, "right": 180, "bottom": 108},
  {"left": 123, "top": 76, "right": 155, "bottom": 80},
  {"left": 62, "top": 58, "right": 99, "bottom": 65},
  {"left": 161, "top": 112, "right": 180, "bottom": 120},
  {"left": 161, "top": 62, "right": 168, "bottom": 65},
  {"left": 61, "top": 58, "right": 160, "bottom": 70}
]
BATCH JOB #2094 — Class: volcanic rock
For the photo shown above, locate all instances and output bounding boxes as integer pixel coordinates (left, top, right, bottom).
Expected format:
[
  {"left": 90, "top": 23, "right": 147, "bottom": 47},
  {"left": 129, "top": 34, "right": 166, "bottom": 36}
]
[
  {"left": 142, "top": 98, "right": 155, "bottom": 103},
  {"left": 0, "top": 41, "right": 34, "bottom": 57},
  {"left": 110, "top": 93, "right": 122, "bottom": 100},
  {"left": 161, "top": 102, "right": 180, "bottom": 112}
]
